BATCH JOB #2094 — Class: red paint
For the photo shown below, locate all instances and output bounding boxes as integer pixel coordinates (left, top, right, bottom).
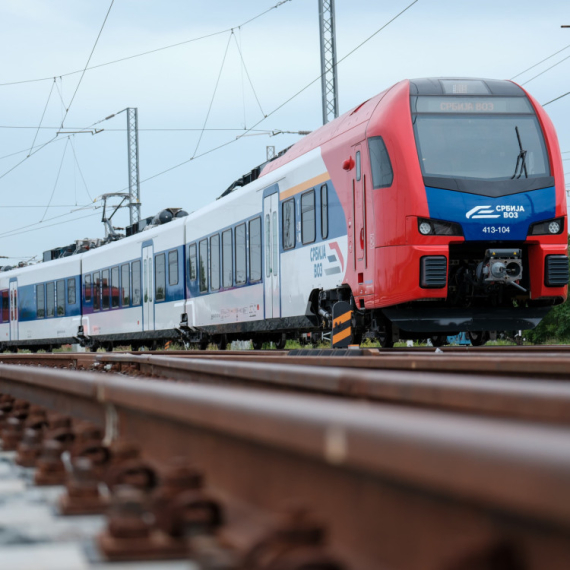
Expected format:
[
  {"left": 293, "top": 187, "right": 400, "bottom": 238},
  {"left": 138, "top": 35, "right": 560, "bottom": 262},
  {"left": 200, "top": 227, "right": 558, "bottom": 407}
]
[{"left": 261, "top": 79, "right": 567, "bottom": 310}]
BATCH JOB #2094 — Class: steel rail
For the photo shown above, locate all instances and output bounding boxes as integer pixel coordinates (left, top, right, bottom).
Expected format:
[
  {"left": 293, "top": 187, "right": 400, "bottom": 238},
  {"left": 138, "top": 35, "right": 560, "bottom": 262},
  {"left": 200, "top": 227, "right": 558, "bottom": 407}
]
[
  {"left": 89, "top": 353, "right": 570, "bottom": 425},
  {"left": 3, "top": 347, "right": 570, "bottom": 379},
  {"left": 92, "top": 349, "right": 570, "bottom": 379},
  {"left": 2, "top": 363, "right": 570, "bottom": 568}
]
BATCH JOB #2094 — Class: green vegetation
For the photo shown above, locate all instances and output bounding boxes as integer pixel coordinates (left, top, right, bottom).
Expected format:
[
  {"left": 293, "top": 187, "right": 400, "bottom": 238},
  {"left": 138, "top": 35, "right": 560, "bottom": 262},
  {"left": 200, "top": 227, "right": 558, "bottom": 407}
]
[{"left": 525, "top": 300, "right": 570, "bottom": 345}]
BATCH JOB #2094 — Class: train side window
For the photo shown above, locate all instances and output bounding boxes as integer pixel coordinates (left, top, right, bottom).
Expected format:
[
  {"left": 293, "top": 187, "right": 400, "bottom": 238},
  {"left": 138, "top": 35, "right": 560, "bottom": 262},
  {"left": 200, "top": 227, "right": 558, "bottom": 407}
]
[
  {"left": 282, "top": 199, "right": 295, "bottom": 250},
  {"left": 168, "top": 250, "right": 179, "bottom": 286},
  {"left": 222, "top": 229, "right": 232, "bottom": 289},
  {"left": 37, "top": 285, "right": 45, "bottom": 318},
  {"left": 199, "top": 240, "right": 208, "bottom": 292},
  {"left": 46, "top": 282, "right": 55, "bottom": 317},
  {"left": 368, "top": 136, "right": 393, "bottom": 188},
  {"left": 249, "top": 217, "right": 262, "bottom": 282},
  {"left": 93, "top": 273, "right": 100, "bottom": 311},
  {"left": 321, "top": 185, "right": 329, "bottom": 239},
  {"left": 121, "top": 264, "right": 130, "bottom": 306},
  {"left": 210, "top": 234, "right": 220, "bottom": 291},
  {"left": 356, "top": 151, "right": 361, "bottom": 181},
  {"left": 56, "top": 280, "right": 65, "bottom": 316},
  {"left": 132, "top": 261, "right": 141, "bottom": 306},
  {"left": 2, "top": 291, "right": 9, "bottom": 322},
  {"left": 301, "top": 190, "right": 316, "bottom": 244},
  {"left": 84, "top": 274, "right": 92, "bottom": 302},
  {"left": 111, "top": 267, "right": 120, "bottom": 308},
  {"left": 67, "top": 279, "right": 76, "bottom": 305},
  {"left": 188, "top": 244, "right": 197, "bottom": 282},
  {"left": 155, "top": 253, "right": 166, "bottom": 302},
  {"left": 235, "top": 224, "right": 246, "bottom": 285},
  {"left": 102, "top": 270, "right": 110, "bottom": 310}
]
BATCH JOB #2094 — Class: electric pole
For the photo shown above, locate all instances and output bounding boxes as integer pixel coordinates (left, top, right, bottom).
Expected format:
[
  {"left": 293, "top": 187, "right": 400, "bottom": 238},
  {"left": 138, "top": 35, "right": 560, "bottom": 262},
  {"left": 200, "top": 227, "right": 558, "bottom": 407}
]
[
  {"left": 319, "top": 0, "right": 339, "bottom": 124},
  {"left": 126, "top": 108, "right": 141, "bottom": 225}
]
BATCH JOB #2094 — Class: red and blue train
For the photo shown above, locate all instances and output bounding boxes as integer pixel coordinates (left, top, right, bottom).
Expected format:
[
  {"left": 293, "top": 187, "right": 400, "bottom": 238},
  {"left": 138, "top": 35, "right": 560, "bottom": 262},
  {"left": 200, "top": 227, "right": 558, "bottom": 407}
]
[{"left": 0, "top": 77, "right": 567, "bottom": 351}]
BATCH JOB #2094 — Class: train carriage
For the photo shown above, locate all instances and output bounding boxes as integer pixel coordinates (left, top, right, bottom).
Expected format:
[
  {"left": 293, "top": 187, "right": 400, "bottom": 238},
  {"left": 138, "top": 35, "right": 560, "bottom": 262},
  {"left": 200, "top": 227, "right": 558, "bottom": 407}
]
[
  {"left": 181, "top": 146, "right": 348, "bottom": 348},
  {"left": 0, "top": 257, "right": 81, "bottom": 351},
  {"left": 0, "top": 77, "right": 567, "bottom": 351},
  {"left": 79, "top": 216, "right": 185, "bottom": 350}
]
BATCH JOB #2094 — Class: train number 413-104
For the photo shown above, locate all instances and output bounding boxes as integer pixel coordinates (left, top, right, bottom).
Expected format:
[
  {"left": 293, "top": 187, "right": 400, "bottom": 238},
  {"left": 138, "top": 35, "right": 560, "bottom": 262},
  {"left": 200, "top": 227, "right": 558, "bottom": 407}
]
[{"left": 482, "top": 226, "right": 511, "bottom": 234}]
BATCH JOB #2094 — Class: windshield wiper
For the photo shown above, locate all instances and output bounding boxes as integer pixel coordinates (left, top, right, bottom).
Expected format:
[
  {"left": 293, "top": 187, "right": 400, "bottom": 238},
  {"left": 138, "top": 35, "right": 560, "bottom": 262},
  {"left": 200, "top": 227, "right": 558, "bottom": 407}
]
[{"left": 511, "top": 126, "right": 528, "bottom": 179}]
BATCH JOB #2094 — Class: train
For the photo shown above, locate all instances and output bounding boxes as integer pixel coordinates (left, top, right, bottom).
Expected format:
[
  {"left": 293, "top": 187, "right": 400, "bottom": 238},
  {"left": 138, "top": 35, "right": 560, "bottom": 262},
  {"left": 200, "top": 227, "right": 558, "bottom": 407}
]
[{"left": 0, "top": 77, "right": 567, "bottom": 352}]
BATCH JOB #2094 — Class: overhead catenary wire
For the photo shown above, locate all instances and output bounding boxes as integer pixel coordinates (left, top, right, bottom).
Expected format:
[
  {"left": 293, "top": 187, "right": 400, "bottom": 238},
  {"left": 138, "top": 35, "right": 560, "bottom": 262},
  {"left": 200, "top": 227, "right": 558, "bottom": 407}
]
[
  {"left": 28, "top": 79, "right": 56, "bottom": 156},
  {"left": 0, "top": 211, "right": 101, "bottom": 241},
  {"left": 0, "top": 0, "right": 417, "bottom": 240},
  {"left": 231, "top": 30, "right": 265, "bottom": 118},
  {"left": 0, "top": 0, "right": 293, "bottom": 88},
  {"left": 40, "top": 138, "right": 70, "bottom": 222},
  {"left": 520, "top": 52, "right": 570, "bottom": 86},
  {"left": 69, "top": 138, "right": 93, "bottom": 202},
  {"left": 543, "top": 91, "right": 570, "bottom": 106},
  {"left": 59, "top": 0, "right": 115, "bottom": 129},
  {"left": 192, "top": 32, "right": 234, "bottom": 158},
  {"left": 0, "top": 126, "right": 283, "bottom": 132},
  {"left": 0, "top": 135, "right": 58, "bottom": 182},
  {"left": 0, "top": 205, "right": 85, "bottom": 208},
  {"left": 124, "top": 0, "right": 421, "bottom": 190},
  {"left": 0, "top": 202, "right": 99, "bottom": 240},
  {"left": 0, "top": 69, "right": 100, "bottom": 181},
  {"left": 511, "top": 42, "right": 570, "bottom": 80},
  {"left": 0, "top": 134, "right": 73, "bottom": 162}
]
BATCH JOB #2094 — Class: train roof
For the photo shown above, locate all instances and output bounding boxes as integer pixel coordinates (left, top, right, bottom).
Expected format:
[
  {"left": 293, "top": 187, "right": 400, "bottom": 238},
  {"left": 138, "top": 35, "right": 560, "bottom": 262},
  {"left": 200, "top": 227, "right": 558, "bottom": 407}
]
[{"left": 409, "top": 77, "right": 525, "bottom": 97}]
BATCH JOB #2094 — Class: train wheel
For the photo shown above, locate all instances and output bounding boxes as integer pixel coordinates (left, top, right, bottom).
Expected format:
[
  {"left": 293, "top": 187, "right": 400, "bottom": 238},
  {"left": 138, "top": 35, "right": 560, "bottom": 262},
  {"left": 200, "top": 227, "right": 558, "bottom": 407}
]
[
  {"left": 430, "top": 335, "right": 447, "bottom": 347},
  {"left": 216, "top": 337, "right": 228, "bottom": 351},
  {"left": 252, "top": 339, "right": 263, "bottom": 350},
  {"left": 104, "top": 343, "right": 113, "bottom": 353},
  {"left": 199, "top": 339, "right": 209, "bottom": 351},
  {"left": 468, "top": 331, "right": 489, "bottom": 346},
  {"left": 275, "top": 336, "right": 286, "bottom": 350}
]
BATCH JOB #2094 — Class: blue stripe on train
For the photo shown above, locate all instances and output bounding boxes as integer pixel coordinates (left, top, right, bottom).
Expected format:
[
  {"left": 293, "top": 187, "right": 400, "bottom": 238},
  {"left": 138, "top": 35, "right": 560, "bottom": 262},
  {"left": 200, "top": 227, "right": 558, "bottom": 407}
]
[{"left": 425, "top": 185, "right": 556, "bottom": 241}]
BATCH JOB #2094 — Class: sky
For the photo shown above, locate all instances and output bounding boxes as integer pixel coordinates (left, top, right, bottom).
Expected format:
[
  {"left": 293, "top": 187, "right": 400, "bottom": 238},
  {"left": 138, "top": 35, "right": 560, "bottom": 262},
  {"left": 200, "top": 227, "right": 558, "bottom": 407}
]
[{"left": 0, "top": 0, "right": 569, "bottom": 262}]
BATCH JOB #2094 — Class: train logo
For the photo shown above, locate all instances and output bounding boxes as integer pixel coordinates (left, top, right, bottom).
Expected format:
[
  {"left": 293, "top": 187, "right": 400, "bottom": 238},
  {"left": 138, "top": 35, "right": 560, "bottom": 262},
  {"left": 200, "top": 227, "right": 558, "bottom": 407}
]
[
  {"left": 466, "top": 205, "right": 527, "bottom": 220},
  {"left": 466, "top": 206, "right": 501, "bottom": 219}
]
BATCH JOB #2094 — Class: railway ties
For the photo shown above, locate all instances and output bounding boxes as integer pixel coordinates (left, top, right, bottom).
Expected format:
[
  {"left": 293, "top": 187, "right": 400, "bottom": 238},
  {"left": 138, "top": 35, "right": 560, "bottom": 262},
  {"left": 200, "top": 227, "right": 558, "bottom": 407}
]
[{"left": 0, "top": 353, "right": 570, "bottom": 568}]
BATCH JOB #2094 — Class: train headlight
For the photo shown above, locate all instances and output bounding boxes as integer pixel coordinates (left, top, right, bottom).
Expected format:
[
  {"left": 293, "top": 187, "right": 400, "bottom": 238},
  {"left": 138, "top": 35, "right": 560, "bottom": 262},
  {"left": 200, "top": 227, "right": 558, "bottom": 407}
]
[
  {"left": 528, "top": 217, "right": 564, "bottom": 236},
  {"left": 549, "top": 221, "right": 561, "bottom": 234},
  {"left": 418, "top": 218, "right": 463, "bottom": 236}
]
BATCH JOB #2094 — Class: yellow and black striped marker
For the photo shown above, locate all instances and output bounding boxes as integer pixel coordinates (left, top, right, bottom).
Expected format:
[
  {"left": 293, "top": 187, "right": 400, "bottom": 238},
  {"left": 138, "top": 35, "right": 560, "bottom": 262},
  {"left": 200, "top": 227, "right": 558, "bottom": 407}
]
[{"left": 332, "top": 301, "right": 352, "bottom": 348}]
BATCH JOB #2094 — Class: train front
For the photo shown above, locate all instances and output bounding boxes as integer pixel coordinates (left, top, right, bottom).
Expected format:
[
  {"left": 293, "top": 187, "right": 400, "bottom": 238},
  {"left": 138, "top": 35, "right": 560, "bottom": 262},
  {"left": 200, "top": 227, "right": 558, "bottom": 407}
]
[{"left": 378, "top": 78, "right": 569, "bottom": 339}]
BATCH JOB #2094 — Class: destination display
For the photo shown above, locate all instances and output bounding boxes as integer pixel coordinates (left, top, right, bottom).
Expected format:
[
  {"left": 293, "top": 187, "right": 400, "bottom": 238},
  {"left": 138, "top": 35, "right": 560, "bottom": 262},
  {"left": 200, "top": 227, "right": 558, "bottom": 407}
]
[{"left": 415, "top": 96, "right": 533, "bottom": 114}]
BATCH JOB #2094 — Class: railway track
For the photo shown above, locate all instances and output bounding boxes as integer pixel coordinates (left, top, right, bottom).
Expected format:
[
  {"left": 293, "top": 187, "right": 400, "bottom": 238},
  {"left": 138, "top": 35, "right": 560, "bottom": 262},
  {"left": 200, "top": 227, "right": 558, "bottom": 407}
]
[{"left": 1, "top": 349, "right": 570, "bottom": 569}]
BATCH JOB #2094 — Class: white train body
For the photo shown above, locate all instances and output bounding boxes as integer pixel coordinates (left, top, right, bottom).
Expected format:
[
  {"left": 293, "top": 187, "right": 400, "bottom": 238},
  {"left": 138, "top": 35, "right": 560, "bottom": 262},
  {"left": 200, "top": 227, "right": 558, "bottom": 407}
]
[{"left": 0, "top": 146, "right": 349, "bottom": 350}]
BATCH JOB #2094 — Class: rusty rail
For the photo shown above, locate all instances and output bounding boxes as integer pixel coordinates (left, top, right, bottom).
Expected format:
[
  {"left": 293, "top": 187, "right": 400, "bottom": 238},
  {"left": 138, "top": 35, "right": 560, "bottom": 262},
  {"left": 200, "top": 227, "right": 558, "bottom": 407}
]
[
  {"left": 3, "top": 346, "right": 570, "bottom": 379},
  {"left": 77, "top": 353, "right": 570, "bottom": 425},
  {"left": 2, "top": 362, "right": 570, "bottom": 568}
]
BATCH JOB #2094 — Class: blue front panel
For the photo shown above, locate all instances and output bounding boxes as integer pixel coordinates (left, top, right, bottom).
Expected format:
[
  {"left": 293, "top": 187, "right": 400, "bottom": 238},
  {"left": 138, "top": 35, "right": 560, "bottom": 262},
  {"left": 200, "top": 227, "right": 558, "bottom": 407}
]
[{"left": 425, "top": 186, "right": 556, "bottom": 241}]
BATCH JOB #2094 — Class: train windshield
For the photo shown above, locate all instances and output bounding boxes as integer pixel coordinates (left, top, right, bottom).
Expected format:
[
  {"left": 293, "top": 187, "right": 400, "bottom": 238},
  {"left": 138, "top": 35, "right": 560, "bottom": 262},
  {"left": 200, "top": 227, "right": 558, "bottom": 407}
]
[{"left": 412, "top": 96, "right": 550, "bottom": 181}]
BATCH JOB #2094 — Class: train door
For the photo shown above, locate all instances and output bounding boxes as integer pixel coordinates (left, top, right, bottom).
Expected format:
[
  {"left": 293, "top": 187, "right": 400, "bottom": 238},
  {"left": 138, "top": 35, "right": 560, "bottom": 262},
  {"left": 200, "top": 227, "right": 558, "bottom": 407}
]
[
  {"left": 142, "top": 245, "right": 155, "bottom": 331},
  {"left": 9, "top": 280, "right": 18, "bottom": 341},
  {"left": 353, "top": 142, "right": 366, "bottom": 277},
  {"left": 263, "top": 193, "right": 280, "bottom": 319}
]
